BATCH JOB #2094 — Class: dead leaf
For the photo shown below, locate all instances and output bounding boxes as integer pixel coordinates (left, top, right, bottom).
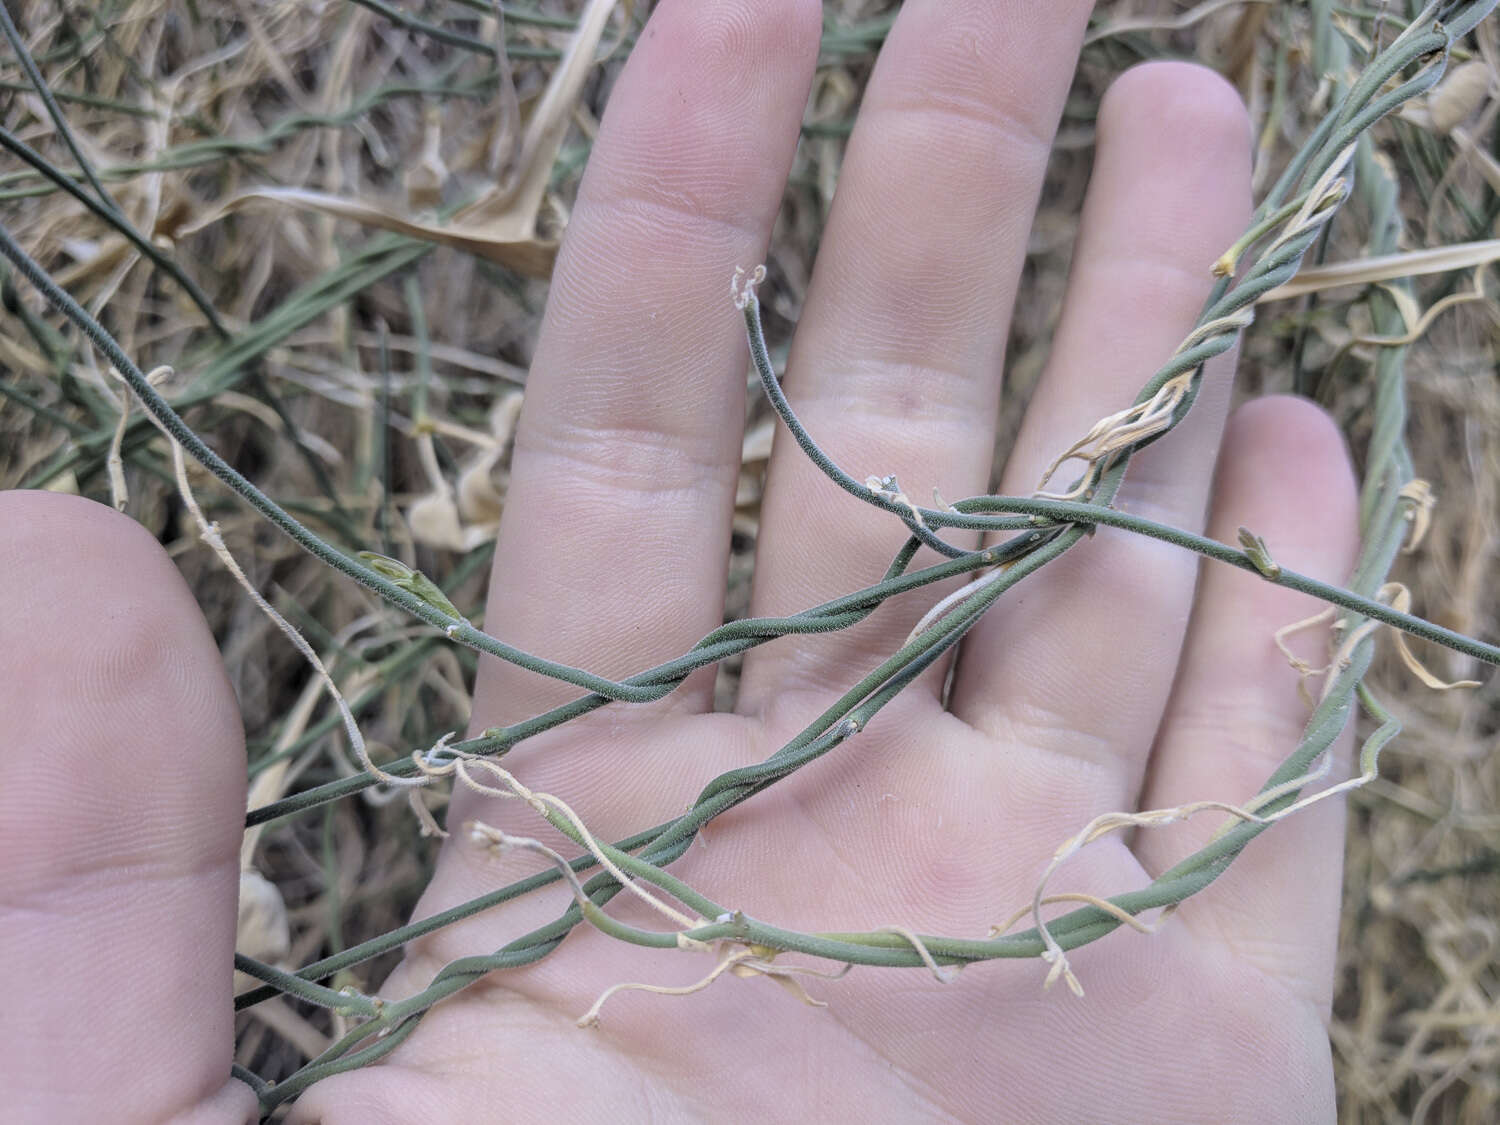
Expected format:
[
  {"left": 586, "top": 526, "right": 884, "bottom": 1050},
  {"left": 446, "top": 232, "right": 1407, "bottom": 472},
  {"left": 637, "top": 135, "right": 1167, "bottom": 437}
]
[
  {"left": 1259, "top": 239, "right": 1500, "bottom": 301},
  {"left": 457, "top": 456, "right": 505, "bottom": 526},
  {"left": 407, "top": 490, "right": 468, "bottom": 551},
  {"left": 236, "top": 867, "right": 290, "bottom": 969},
  {"left": 742, "top": 420, "right": 775, "bottom": 464},
  {"left": 178, "top": 184, "right": 559, "bottom": 278},
  {"left": 1427, "top": 59, "right": 1494, "bottom": 134},
  {"left": 1381, "top": 583, "right": 1482, "bottom": 692},
  {"left": 405, "top": 104, "right": 449, "bottom": 212},
  {"left": 1450, "top": 124, "right": 1500, "bottom": 197},
  {"left": 181, "top": 0, "right": 622, "bottom": 278}
]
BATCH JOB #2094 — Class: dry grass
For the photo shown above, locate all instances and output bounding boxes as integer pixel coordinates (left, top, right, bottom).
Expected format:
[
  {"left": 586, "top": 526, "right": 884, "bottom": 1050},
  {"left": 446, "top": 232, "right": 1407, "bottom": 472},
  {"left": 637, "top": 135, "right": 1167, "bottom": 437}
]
[{"left": 1, "top": 0, "right": 1497, "bottom": 1117}]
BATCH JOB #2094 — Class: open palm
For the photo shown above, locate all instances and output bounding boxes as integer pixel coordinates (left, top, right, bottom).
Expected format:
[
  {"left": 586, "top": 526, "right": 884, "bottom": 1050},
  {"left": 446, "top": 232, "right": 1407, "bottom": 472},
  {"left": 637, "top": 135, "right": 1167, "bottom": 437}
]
[{"left": 3, "top": 2, "right": 1361, "bottom": 1122}]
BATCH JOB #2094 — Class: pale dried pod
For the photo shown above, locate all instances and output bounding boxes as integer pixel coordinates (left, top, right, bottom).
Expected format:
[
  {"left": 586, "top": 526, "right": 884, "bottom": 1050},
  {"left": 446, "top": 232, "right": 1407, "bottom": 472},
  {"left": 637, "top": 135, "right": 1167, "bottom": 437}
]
[
  {"left": 235, "top": 867, "right": 291, "bottom": 993},
  {"left": 407, "top": 490, "right": 467, "bottom": 551},
  {"left": 1427, "top": 59, "right": 1494, "bottom": 134},
  {"left": 740, "top": 419, "right": 775, "bottom": 466},
  {"left": 456, "top": 391, "right": 524, "bottom": 526},
  {"left": 487, "top": 389, "right": 525, "bottom": 451},
  {"left": 404, "top": 105, "right": 449, "bottom": 212},
  {"left": 457, "top": 453, "right": 505, "bottom": 525}
]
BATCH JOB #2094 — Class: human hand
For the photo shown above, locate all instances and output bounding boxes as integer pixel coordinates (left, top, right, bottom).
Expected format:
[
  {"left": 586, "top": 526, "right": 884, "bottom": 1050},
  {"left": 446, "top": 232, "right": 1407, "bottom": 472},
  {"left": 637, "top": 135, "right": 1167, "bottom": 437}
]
[{"left": 2, "top": 1, "right": 1360, "bottom": 1121}]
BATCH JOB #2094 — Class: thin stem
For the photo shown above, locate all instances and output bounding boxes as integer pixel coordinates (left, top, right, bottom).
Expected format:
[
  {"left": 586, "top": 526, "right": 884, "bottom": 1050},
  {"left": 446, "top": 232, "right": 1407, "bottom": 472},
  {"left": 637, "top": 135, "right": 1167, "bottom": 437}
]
[
  {"left": 232, "top": 954, "right": 380, "bottom": 1017},
  {"left": 345, "top": 0, "right": 497, "bottom": 56},
  {"left": 0, "top": 222, "right": 673, "bottom": 702},
  {"left": 0, "top": 0, "right": 113, "bottom": 204},
  {"left": 0, "top": 123, "right": 230, "bottom": 339}
]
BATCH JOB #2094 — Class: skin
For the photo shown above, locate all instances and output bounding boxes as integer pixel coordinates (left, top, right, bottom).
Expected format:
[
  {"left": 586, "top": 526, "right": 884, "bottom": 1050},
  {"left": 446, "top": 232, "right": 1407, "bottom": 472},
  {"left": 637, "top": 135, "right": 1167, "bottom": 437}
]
[{"left": 0, "top": 1, "right": 1363, "bottom": 1121}]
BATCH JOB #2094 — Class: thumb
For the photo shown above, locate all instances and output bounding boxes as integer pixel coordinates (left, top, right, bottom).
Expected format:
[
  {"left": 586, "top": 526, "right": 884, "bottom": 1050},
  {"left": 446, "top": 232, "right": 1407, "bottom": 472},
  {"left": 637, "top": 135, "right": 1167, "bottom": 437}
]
[{"left": 0, "top": 492, "right": 253, "bottom": 1124}]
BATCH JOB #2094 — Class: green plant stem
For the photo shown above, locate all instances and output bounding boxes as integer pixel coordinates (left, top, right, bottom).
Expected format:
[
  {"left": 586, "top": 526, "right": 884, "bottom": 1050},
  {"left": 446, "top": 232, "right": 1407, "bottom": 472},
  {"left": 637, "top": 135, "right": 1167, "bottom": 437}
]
[
  {"left": 8, "top": 1, "right": 1496, "bottom": 1102},
  {"left": 240, "top": 424, "right": 1496, "bottom": 829},
  {"left": 0, "top": 221, "right": 659, "bottom": 697},
  {"left": 20, "top": 234, "right": 432, "bottom": 494},
  {"left": 0, "top": 68, "right": 494, "bottom": 198},
  {"left": 243, "top": 531, "right": 1040, "bottom": 824},
  {"left": 253, "top": 7, "right": 1500, "bottom": 1090},
  {"left": 0, "top": 123, "right": 229, "bottom": 338},
  {"left": 239, "top": 532, "right": 1068, "bottom": 1014},
  {"left": 232, "top": 953, "right": 380, "bottom": 1017},
  {"left": 0, "top": 0, "right": 113, "bottom": 204},
  {"left": 345, "top": 0, "right": 497, "bottom": 56},
  {"left": 0, "top": 76, "right": 157, "bottom": 116},
  {"left": 254, "top": 635, "right": 1372, "bottom": 1109}
]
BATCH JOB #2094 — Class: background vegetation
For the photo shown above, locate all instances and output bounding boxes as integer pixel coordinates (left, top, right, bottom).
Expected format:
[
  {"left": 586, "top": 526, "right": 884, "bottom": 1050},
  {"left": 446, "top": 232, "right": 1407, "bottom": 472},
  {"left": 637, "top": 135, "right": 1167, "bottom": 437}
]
[{"left": 0, "top": 0, "right": 1496, "bottom": 1118}]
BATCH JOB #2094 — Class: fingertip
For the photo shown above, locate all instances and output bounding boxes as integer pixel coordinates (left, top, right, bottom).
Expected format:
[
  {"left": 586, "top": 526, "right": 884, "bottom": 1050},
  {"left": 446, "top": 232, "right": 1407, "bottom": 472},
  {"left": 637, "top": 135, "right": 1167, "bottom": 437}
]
[
  {"left": 571, "top": 0, "right": 821, "bottom": 244},
  {"left": 957, "top": 56, "right": 1258, "bottom": 775},
  {"left": 1187, "top": 395, "right": 1362, "bottom": 743},
  {"left": 480, "top": 0, "right": 825, "bottom": 724},
  {"left": 1216, "top": 395, "right": 1361, "bottom": 581},
  {"left": 0, "top": 490, "right": 245, "bottom": 853},
  {"left": 0, "top": 487, "right": 159, "bottom": 573},
  {"left": 656, "top": 0, "right": 823, "bottom": 46},
  {"left": 1093, "top": 60, "right": 1253, "bottom": 261},
  {"left": 1139, "top": 398, "right": 1361, "bottom": 1009},
  {"left": 611, "top": 0, "right": 821, "bottom": 155},
  {"left": 1101, "top": 60, "right": 1252, "bottom": 175},
  {"left": 0, "top": 490, "right": 247, "bottom": 1121},
  {"left": 650, "top": 0, "right": 823, "bottom": 82}
]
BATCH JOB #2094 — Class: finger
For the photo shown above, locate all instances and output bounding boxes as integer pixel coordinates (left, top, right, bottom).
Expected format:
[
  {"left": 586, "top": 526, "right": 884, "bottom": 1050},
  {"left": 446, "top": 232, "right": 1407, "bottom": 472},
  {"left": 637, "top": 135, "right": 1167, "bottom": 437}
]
[
  {"left": 736, "top": 0, "right": 1096, "bottom": 717},
  {"left": 0, "top": 492, "right": 253, "bottom": 1124},
  {"left": 473, "top": 0, "right": 821, "bottom": 724},
  {"left": 1136, "top": 396, "right": 1360, "bottom": 1010},
  {"left": 951, "top": 62, "right": 1253, "bottom": 811},
  {"left": 407, "top": 0, "right": 819, "bottom": 985}
]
